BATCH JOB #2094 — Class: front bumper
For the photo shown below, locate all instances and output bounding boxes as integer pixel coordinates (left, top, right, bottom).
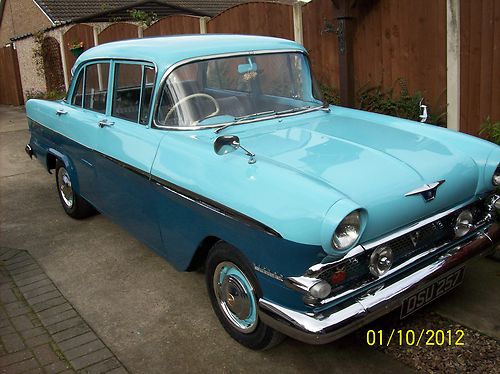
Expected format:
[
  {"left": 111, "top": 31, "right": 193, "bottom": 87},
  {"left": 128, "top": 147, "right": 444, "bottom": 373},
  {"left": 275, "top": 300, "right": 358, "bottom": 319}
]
[{"left": 258, "top": 222, "right": 499, "bottom": 345}]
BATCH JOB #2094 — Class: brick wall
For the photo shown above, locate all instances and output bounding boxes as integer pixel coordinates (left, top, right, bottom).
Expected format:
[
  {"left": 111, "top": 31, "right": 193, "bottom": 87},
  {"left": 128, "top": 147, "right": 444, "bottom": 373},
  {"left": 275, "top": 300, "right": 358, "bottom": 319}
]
[{"left": 0, "top": 0, "right": 52, "bottom": 46}]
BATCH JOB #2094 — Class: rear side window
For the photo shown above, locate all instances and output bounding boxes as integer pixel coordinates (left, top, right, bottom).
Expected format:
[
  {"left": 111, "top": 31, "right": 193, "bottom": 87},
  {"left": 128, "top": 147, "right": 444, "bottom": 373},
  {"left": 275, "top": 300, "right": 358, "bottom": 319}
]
[
  {"left": 83, "top": 63, "right": 110, "bottom": 114},
  {"left": 112, "top": 63, "right": 155, "bottom": 125}
]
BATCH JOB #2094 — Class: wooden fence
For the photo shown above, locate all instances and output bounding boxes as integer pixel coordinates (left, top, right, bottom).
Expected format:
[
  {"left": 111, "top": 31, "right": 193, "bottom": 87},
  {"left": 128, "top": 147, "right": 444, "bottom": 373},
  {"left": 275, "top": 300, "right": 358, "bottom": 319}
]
[
  {"left": 351, "top": 0, "right": 447, "bottom": 112},
  {"left": 0, "top": 45, "right": 23, "bottom": 106},
  {"left": 62, "top": 24, "right": 95, "bottom": 83},
  {"left": 13, "top": 0, "right": 500, "bottom": 136},
  {"left": 144, "top": 15, "right": 200, "bottom": 36},
  {"left": 460, "top": 0, "right": 500, "bottom": 136},
  {"left": 207, "top": 3, "right": 294, "bottom": 39}
]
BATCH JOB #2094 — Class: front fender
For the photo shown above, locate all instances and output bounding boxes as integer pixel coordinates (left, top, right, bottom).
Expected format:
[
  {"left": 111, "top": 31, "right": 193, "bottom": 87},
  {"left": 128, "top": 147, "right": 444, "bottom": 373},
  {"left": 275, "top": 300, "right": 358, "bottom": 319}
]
[{"left": 320, "top": 199, "right": 366, "bottom": 256}]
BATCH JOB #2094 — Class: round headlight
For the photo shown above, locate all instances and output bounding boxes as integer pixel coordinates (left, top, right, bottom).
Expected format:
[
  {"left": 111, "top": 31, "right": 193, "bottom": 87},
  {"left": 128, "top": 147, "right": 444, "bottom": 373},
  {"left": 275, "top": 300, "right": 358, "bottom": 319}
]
[
  {"left": 369, "top": 245, "right": 393, "bottom": 277},
  {"left": 332, "top": 211, "right": 361, "bottom": 251},
  {"left": 454, "top": 210, "right": 473, "bottom": 238},
  {"left": 493, "top": 165, "right": 500, "bottom": 186}
]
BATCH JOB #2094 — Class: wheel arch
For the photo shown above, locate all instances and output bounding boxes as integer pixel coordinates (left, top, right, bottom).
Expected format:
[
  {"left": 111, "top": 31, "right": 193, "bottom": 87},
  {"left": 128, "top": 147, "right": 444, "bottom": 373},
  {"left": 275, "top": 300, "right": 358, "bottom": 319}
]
[
  {"left": 186, "top": 235, "right": 221, "bottom": 271},
  {"left": 47, "top": 148, "right": 81, "bottom": 194}
]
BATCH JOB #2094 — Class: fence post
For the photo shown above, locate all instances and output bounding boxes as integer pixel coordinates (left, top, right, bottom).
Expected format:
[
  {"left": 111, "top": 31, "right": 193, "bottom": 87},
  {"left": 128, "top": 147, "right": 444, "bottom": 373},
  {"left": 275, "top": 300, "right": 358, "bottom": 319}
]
[
  {"left": 293, "top": 2, "right": 303, "bottom": 44},
  {"left": 138, "top": 26, "right": 143, "bottom": 38},
  {"left": 199, "top": 17, "right": 209, "bottom": 34},
  {"left": 446, "top": 0, "right": 460, "bottom": 131},
  {"left": 59, "top": 29, "right": 69, "bottom": 90}
]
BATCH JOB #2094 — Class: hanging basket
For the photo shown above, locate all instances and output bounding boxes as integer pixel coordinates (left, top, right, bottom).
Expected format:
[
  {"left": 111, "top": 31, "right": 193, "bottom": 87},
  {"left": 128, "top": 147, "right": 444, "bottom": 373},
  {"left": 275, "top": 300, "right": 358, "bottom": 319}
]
[{"left": 70, "top": 46, "right": 84, "bottom": 58}]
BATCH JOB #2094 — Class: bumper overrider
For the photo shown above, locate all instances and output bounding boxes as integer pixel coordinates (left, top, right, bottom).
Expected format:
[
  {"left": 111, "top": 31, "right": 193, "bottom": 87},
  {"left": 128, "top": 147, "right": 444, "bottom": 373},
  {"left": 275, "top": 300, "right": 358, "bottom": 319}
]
[{"left": 258, "top": 218, "right": 499, "bottom": 345}]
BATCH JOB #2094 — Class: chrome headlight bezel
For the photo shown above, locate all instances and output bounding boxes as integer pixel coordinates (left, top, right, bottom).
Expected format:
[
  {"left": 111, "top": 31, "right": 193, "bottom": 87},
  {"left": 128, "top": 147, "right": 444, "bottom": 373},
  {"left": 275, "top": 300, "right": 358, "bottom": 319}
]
[
  {"left": 331, "top": 210, "right": 362, "bottom": 251},
  {"left": 492, "top": 164, "right": 500, "bottom": 186}
]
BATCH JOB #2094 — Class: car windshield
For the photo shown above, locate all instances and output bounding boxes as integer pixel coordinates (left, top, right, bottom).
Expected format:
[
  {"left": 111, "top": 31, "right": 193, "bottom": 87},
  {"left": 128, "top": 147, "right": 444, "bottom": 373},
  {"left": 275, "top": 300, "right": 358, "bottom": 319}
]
[{"left": 155, "top": 52, "right": 323, "bottom": 128}]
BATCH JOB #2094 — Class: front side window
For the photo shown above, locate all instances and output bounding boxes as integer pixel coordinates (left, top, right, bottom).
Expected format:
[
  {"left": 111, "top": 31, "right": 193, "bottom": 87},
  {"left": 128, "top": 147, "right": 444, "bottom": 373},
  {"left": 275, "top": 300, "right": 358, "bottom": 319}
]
[
  {"left": 155, "top": 52, "right": 321, "bottom": 128},
  {"left": 71, "top": 71, "right": 84, "bottom": 106},
  {"left": 83, "top": 63, "right": 110, "bottom": 114},
  {"left": 112, "top": 63, "right": 155, "bottom": 125}
]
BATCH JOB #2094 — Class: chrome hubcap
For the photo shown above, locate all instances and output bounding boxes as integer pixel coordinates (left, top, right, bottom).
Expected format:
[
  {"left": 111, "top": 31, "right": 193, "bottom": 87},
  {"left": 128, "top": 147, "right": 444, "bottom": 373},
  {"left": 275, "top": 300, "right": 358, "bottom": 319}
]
[
  {"left": 214, "top": 261, "right": 257, "bottom": 333},
  {"left": 57, "top": 167, "right": 74, "bottom": 208}
]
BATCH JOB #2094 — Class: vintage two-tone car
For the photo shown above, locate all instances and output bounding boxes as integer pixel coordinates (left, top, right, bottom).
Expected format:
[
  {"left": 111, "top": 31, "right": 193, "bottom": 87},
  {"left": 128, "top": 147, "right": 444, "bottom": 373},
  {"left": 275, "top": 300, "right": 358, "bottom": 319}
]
[{"left": 25, "top": 35, "right": 499, "bottom": 349}]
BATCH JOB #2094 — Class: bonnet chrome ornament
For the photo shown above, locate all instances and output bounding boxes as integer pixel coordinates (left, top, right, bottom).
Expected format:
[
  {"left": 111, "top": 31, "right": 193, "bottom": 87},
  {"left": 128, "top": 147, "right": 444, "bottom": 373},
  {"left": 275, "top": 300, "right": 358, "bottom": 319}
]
[{"left": 405, "top": 180, "right": 445, "bottom": 202}]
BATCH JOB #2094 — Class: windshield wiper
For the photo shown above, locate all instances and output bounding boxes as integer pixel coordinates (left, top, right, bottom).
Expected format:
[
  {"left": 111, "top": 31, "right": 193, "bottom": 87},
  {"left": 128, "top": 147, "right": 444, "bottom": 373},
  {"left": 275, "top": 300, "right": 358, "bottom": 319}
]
[
  {"left": 214, "top": 104, "right": 330, "bottom": 134},
  {"left": 275, "top": 106, "right": 312, "bottom": 115},
  {"left": 214, "top": 110, "right": 276, "bottom": 134}
]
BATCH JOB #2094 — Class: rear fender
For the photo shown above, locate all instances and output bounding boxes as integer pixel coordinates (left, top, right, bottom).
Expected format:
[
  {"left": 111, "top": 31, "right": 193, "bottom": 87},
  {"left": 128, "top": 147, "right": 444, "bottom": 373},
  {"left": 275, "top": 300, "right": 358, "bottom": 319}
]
[{"left": 47, "top": 148, "right": 81, "bottom": 194}]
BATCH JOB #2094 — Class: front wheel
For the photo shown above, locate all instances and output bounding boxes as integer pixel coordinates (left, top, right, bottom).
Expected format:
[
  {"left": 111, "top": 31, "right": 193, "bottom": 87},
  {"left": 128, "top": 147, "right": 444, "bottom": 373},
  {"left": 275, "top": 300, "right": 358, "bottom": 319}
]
[
  {"left": 205, "top": 242, "right": 284, "bottom": 350},
  {"left": 55, "top": 161, "right": 95, "bottom": 219}
]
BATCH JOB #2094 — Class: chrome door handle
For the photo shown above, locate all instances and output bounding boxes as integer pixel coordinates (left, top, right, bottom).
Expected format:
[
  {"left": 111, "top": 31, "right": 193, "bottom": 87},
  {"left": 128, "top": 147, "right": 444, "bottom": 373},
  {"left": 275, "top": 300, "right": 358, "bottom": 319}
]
[
  {"left": 98, "top": 120, "right": 114, "bottom": 128},
  {"left": 56, "top": 109, "right": 67, "bottom": 116}
]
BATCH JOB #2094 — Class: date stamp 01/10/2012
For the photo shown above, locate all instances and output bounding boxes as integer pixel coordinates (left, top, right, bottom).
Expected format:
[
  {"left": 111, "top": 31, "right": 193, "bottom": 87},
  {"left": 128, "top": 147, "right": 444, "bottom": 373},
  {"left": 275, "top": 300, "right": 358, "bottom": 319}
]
[{"left": 366, "top": 329, "right": 465, "bottom": 347}]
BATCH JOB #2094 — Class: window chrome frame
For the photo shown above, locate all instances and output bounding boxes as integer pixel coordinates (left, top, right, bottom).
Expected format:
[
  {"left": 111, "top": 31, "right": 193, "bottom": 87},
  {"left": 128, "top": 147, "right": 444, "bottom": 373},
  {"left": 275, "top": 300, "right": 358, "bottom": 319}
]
[{"left": 65, "top": 57, "right": 158, "bottom": 127}]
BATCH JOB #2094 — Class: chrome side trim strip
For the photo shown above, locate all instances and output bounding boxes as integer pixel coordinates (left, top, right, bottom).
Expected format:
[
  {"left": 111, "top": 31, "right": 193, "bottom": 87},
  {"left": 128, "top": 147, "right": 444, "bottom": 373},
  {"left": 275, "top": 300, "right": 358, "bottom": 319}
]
[
  {"left": 29, "top": 118, "right": 281, "bottom": 238},
  {"left": 307, "top": 245, "right": 364, "bottom": 274},
  {"left": 93, "top": 150, "right": 150, "bottom": 179},
  {"left": 150, "top": 175, "right": 282, "bottom": 238}
]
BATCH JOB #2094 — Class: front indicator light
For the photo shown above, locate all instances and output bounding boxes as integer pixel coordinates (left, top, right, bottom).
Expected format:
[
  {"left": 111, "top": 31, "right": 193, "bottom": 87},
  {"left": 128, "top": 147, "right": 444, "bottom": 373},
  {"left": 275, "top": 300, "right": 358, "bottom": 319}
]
[
  {"left": 369, "top": 246, "right": 393, "bottom": 277},
  {"left": 309, "top": 280, "right": 332, "bottom": 299},
  {"left": 493, "top": 165, "right": 500, "bottom": 186},
  {"left": 454, "top": 210, "right": 473, "bottom": 238}
]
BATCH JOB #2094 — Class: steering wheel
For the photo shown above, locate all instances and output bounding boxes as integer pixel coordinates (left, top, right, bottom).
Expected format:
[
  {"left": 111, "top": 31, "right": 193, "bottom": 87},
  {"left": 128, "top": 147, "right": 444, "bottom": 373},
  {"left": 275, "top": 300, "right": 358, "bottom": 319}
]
[{"left": 164, "top": 93, "right": 220, "bottom": 124}]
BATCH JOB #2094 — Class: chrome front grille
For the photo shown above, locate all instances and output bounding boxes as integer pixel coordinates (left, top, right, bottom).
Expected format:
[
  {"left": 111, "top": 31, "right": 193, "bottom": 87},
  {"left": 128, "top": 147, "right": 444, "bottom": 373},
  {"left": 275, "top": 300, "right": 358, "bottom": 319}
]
[{"left": 317, "top": 200, "right": 488, "bottom": 294}]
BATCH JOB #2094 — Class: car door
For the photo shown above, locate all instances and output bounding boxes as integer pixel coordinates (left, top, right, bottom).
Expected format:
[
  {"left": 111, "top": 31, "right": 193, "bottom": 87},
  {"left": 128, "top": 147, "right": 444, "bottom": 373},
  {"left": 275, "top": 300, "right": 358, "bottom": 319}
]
[
  {"left": 50, "top": 62, "right": 110, "bottom": 205},
  {"left": 92, "top": 61, "right": 163, "bottom": 251}
]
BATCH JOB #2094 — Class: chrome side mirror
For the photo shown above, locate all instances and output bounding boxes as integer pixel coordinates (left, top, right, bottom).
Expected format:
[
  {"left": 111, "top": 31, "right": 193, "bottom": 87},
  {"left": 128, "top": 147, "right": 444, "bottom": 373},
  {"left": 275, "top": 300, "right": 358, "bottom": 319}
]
[
  {"left": 214, "top": 135, "right": 256, "bottom": 164},
  {"left": 214, "top": 135, "right": 240, "bottom": 155}
]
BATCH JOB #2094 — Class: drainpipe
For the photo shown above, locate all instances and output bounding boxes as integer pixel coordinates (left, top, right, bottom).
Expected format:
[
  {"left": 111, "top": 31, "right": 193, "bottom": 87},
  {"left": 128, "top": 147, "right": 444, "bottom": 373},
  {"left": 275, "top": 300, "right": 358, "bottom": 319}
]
[
  {"left": 59, "top": 29, "right": 69, "bottom": 90},
  {"left": 199, "top": 17, "right": 209, "bottom": 34},
  {"left": 333, "top": 0, "right": 355, "bottom": 107},
  {"left": 293, "top": 2, "right": 303, "bottom": 45},
  {"left": 446, "top": 0, "right": 460, "bottom": 131}
]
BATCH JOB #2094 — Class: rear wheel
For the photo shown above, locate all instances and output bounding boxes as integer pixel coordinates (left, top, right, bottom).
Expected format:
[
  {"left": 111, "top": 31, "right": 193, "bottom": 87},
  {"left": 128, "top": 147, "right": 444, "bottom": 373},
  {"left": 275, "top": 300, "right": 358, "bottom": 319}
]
[
  {"left": 55, "top": 160, "right": 95, "bottom": 219},
  {"left": 205, "top": 241, "right": 284, "bottom": 350}
]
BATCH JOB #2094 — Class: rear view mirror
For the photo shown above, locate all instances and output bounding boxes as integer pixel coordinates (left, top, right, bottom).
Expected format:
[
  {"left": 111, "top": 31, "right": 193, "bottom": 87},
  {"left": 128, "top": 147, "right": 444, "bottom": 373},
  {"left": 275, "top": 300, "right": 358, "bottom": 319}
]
[{"left": 238, "top": 59, "right": 258, "bottom": 74}]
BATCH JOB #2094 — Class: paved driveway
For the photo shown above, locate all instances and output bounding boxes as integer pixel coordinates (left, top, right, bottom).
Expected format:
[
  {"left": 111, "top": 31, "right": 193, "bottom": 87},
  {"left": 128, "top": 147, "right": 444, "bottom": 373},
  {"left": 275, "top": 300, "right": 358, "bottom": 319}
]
[{"left": 1, "top": 105, "right": 497, "bottom": 373}]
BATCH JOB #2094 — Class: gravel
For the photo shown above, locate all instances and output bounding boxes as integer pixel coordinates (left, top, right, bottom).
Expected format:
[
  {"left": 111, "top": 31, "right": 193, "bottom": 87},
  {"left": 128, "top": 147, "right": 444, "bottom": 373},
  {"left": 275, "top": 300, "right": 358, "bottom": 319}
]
[{"left": 355, "top": 310, "right": 499, "bottom": 373}]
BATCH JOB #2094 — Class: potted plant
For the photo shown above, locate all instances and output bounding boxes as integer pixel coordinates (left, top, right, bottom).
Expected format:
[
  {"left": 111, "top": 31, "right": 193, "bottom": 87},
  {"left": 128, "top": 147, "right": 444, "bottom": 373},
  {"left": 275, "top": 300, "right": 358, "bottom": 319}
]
[{"left": 69, "top": 41, "right": 84, "bottom": 57}]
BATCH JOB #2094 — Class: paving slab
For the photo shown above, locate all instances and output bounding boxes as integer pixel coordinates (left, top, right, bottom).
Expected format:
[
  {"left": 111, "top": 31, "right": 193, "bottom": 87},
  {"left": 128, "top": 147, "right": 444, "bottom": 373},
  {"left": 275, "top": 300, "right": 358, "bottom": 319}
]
[
  {"left": 0, "top": 247, "right": 129, "bottom": 374},
  {"left": 433, "top": 255, "right": 500, "bottom": 339}
]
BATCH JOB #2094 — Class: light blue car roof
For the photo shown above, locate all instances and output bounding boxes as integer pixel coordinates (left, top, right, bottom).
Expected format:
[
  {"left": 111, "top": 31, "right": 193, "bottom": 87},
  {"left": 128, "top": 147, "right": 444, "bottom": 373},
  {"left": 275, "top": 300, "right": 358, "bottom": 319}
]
[{"left": 74, "top": 34, "right": 306, "bottom": 73}]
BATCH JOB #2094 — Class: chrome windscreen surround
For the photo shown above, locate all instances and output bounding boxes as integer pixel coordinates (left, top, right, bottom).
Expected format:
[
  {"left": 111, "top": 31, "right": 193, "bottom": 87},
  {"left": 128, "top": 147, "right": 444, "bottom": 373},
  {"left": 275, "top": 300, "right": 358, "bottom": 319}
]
[{"left": 151, "top": 49, "right": 309, "bottom": 131}]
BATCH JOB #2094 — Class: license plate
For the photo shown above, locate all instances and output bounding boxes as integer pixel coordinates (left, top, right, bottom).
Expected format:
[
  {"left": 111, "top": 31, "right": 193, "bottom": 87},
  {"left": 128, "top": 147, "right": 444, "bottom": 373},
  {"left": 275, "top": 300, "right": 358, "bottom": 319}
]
[{"left": 400, "top": 267, "right": 465, "bottom": 318}]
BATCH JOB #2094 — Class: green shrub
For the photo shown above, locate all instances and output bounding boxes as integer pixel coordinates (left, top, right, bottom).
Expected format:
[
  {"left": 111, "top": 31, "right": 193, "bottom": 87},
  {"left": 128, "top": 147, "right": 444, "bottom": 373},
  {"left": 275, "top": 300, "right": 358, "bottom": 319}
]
[
  {"left": 319, "top": 84, "right": 341, "bottom": 105},
  {"left": 320, "top": 79, "right": 447, "bottom": 127},
  {"left": 26, "top": 89, "right": 66, "bottom": 101},
  {"left": 479, "top": 117, "right": 500, "bottom": 145}
]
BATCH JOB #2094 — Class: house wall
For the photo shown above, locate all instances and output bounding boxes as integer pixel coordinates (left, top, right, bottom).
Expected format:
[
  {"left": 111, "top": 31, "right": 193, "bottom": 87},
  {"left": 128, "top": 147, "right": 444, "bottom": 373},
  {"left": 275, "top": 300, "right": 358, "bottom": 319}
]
[
  {"left": 0, "top": 0, "right": 52, "bottom": 45},
  {"left": 14, "top": 22, "right": 115, "bottom": 100}
]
